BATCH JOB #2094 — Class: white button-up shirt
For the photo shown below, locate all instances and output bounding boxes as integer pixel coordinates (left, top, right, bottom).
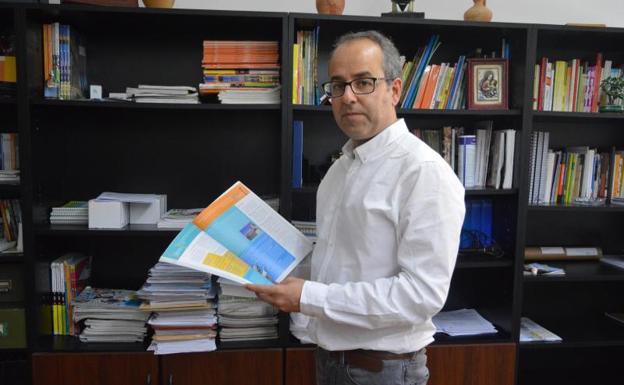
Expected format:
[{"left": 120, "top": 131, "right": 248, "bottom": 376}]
[{"left": 295, "top": 118, "right": 465, "bottom": 353}]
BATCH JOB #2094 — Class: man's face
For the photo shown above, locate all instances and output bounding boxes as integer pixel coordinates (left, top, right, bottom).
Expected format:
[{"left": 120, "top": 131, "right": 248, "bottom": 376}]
[{"left": 328, "top": 38, "right": 402, "bottom": 145}]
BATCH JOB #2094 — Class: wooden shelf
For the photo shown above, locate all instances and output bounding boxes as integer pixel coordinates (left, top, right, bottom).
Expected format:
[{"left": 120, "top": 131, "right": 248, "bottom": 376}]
[
  {"left": 294, "top": 186, "right": 517, "bottom": 196},
  {"left": 292, "top": 104, "right": 522, "bottom": 117},
  {"left": 523, "top": 261, "right": 624, "bottom": 282},
  {"left": 34, "top": 224, "right": 179, "bottom": 237},
  {"left": 532, "top": 111, "right": 624, "bottom": 120},
  {"left": 519, "top": 315, "right": 624, "bottom": 349},
  {"left": 528, "top": 204, "right": 624, "bottom": 212}
]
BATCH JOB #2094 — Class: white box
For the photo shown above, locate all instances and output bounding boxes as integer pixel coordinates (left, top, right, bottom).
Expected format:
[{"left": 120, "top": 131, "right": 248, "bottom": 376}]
[
  {"left": 88, "top": 199, "right": 129, "bottom": 229},
  {"left": 89, "top": 85, "right": 103, "bottom": 100},
  {"left": 129, "top": 194, "right": 167, "bottom": 225}
]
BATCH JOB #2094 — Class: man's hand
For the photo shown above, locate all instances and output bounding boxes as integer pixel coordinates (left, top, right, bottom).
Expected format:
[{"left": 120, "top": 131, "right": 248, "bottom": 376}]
[{"left": 245, "top": 277, "right": 305, "bottom": 313}]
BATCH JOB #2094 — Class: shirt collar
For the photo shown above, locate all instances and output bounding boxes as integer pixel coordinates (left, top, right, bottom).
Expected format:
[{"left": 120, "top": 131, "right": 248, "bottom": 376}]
[{"left": 341, "top": 119, "right": 408, "bottom": 163}]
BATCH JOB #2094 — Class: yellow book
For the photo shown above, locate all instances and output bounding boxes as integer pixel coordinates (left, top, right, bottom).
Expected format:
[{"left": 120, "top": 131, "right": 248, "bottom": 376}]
[
  {"left": 438, "top": 67, "right": 455, "bottom": 109},
  {"left": 0, "top": 56, "right": 16, "bottom": 83},
  {"left": 292, "top": 43, "right": 299, "bottom": 104},
  {"left": 553, "top": 61, "right": 567, "bottom": 111}
]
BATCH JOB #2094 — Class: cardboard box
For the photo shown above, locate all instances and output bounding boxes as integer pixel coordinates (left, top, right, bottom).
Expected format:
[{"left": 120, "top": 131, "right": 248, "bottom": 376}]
[
  {"left": 88, "top": 199, "right": 129, "bottom": 229},
  {"left": 130, "top": 194, "right": 167, "bottom": 225}
]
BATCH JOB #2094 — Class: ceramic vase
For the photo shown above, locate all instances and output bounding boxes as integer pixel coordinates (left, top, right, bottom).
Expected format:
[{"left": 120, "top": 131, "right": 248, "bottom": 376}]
[
  {"left": 143, "top": 0, "right": 175, "bottom": 8},
  {"left": 464, "top": 0, "right": 493, "bottom": 22},
  {"left": 316, "top": 0, "right": 345, "bottom": 15}
]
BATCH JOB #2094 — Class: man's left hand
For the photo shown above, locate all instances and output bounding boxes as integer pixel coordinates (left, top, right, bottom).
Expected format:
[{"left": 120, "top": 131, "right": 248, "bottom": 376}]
[{"left": 245, "top": 277, "right": 305, "bottom": 313}]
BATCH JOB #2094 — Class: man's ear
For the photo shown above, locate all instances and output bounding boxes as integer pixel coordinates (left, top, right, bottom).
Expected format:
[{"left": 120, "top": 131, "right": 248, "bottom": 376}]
[{"left": 391, "top": 77, "right": 402, "bottom": 107}]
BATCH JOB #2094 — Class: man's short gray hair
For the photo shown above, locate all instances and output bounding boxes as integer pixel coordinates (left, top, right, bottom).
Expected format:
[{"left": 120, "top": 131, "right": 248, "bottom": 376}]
[{"left": 330, "top": 30, "right": 402, "bottom": 80}]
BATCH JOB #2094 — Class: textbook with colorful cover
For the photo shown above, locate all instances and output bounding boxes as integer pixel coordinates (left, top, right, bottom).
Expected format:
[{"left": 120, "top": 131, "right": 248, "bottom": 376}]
[{"left": 160, "top": 181, "right": 313, "bottom": 285}]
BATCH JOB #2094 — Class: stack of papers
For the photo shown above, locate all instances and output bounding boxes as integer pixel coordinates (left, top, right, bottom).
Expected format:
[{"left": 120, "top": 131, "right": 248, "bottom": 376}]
[
  {"left": 524, "top": 262, "right": 565, "bottom": 276},
  {"left": 125, "top": 85, "right": 199, "bottom": 104},
  {"left": 50, "top": 200, "right": 88, "bottom": 225},
  {"left": 0, "top": 170, "right": 19, "bottom": 184},
  {"left": 217, "top": 278, "right": 278, "bottom": 342},
  {"left": 157, "top": 208, "right": 203, "bottom": 229},
  {"left": 138, "top": 262, "right": 218, "bottom": 355},
  {"left": 433, "top": 308, "right": 498, "bottom": 336},
  {"left": 520, "top": 317, "right": 562, "bottom": 342},
  {"left": 217, "top": 86, "right": 281, "bottom": 104},
  {"left": 72, "top": 287, "right": 149, "bottom": 343}
]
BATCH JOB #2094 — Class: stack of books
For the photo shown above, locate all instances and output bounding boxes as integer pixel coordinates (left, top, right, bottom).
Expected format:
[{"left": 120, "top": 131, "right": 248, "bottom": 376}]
[
  {"left": 292, "top": 27, "right": 320, "bottom": 105},
  {"left": 72, "top": 287, "right": 149, "bottom": 343},
  {"left": 49, "top": 253, "right": 91, "bottom": 336},
  {"left": 217, "top": 278, "right": 278, "bottom": 342},
  {"left": 49, "top": 201, "right": 88, "bottom": 225},
  {"left": 0, "top": 133, "right": 19, "bottom": 184},
  {"left": 137, "top": 262, "right": 217, "bottom": 355},
  {"left": 42, "top": 23, "right": 88, "bottom": 100},
  {"left": 200, "top": 40, "right": 281, "bottom": 104},
  {"left": 123, "top": 85, "right": 199, "bottom": 104}
]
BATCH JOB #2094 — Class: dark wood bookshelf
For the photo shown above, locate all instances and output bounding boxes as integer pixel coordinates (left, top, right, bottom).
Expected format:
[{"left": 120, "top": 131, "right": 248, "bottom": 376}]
[
  {"left": 2, "top": 3, "right": 622, "bottom": 385},
  {"left": 0, "top": 252, "right": 23, "bottom": 262},
  {"left": 32, "top": 99, "right": 281, "bottom": 111}
]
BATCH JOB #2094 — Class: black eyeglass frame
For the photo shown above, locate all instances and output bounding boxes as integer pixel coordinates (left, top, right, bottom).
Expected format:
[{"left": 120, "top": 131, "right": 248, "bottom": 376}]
[{"left": 321, "top": 77, "right": 390, "bottom": 98}]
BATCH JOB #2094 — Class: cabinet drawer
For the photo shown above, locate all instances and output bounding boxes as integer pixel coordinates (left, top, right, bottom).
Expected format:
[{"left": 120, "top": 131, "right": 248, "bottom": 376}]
[
  {"left": 0, "top": 308, "right": 26, "bottom": 349},
  {"left": 0, "top": 264, "right": 24, "bottom": 302}
]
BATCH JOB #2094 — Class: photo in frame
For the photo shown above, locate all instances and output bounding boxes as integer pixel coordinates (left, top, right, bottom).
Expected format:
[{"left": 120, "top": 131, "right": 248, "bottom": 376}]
[{"left": 467, "top": 58, "right": 508, "bottom": 110}]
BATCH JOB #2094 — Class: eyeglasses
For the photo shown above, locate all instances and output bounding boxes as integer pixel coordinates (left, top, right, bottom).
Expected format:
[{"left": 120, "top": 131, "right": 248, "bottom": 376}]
[{"left": 321, "top": 77, "right": 388, "bottom": 98}]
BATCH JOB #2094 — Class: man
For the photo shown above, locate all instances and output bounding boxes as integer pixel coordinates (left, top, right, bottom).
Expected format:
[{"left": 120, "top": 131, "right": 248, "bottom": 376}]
[{"left": 246, "top": 31, "right": 465, "bottom": 385}]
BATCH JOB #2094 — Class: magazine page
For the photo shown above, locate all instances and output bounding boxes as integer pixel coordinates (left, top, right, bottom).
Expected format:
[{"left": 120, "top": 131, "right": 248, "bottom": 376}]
[{"left": 160, "top": 181, "right": 313, "bottom": 285}]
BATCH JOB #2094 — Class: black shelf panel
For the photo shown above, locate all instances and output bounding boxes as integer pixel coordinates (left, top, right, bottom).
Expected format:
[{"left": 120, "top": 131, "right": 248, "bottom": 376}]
[
  {"left": 465, "top": 188, "right": 518, "bottom": 196},
  {"left": 519, "top": 315, "right": 624, "bottom": 349},
  {"left": 528, "top": 204, "right": 624, "bottom": 212},
  {"left": 292, "top": 105, "right": 523, "bottom": 117},
  {"left": 456, "top": 255, "right": 513, "bottom": 268},
  {"left": 294, "top": 185, "right": 518, "bottom": 196},
  {"left": 532, "top": 111, "right": 624, "bottom": 121},
  {"left": 217, "top": 338, "right": 281, "bottom": 350},
  {"left": 0, "top": 184, "right": 21, "bottom": 197},
  {"left": 34, "top": 336, "right": 149, "bottom": 353},
  {"left": 523, "top": 260, "right": 624, "bottom": 282},
  {"left": 34, "top": 224, "right": 179, "bottom": 237},
  {"left": 432, "top": 331, "right": 513, "bottom": 346},
  {"left": 0, "top": 252, "right": 23, "bottom": 262},
  {"left": 32, "top": 99, "right": 281, "bottom": 111},
  {"left": 0, "top": 97, "right": 16, "bottom": 105}
]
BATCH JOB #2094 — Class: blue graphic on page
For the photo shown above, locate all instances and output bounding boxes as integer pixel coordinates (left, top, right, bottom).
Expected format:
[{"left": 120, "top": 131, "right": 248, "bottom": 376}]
[
  {"left": 205, "top": 206, "right": 295, "bottom": 283},
  {"left": 162, "top": 223, "right": 200, "bottom": 260}
]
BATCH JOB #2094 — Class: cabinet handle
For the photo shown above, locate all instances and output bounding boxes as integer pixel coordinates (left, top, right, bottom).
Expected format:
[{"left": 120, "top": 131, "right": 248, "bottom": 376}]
[
  {"left": 146, "top": 373, "right": 151, "bottom": 385},
  {"left": 169, "top": 374, "right": 173, "bottom": 385}
]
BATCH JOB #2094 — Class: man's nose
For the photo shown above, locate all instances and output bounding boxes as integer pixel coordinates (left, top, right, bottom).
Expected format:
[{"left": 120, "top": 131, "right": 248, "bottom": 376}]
[{"left": 341, "top": 84, "right": 358, "bottom": 103}]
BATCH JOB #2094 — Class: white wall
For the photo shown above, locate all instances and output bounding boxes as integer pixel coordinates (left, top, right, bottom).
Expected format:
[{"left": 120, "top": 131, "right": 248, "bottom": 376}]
[
  {"left": 48, "top": 1, "right": 624, "bottom": 28},
  {"left": 168, "top": 0, "right": 624, "bottom": 28}
]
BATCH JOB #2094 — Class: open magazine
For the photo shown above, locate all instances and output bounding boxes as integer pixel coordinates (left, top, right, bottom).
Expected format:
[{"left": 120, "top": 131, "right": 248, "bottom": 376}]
[{"left": 160, "top": 181, "right": 313, "bottom": 285}]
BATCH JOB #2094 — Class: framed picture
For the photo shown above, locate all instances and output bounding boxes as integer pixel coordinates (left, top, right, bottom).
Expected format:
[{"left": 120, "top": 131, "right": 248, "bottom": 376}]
[{"left": 467, "top": 58, "right": 508, "bottom": 110}]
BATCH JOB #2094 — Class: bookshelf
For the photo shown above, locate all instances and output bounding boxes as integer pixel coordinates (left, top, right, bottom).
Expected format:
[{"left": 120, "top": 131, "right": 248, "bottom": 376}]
[
  {"left": 0, "top": 4, "right": 28, "bottom": 385},
  {"left": 519, "top": 25, "right": 624, "bottom": 385},
  {"left": 0, "top": 2, "right": 622, "bottom": 385}
]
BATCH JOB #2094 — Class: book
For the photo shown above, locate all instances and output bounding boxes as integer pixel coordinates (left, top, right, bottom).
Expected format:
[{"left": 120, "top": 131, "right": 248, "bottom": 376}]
[
  {"left": 525, "top": 246, "right": 602, "bottom": 261},
  {"left": 160, "top": 181, "right": 313, "bottom": 285},
  {"left": 601, "top": 255, "right": 624, "bottom": 270},
  {"left": 520, "top": 317, "right": 562, "bottom": 342}
]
